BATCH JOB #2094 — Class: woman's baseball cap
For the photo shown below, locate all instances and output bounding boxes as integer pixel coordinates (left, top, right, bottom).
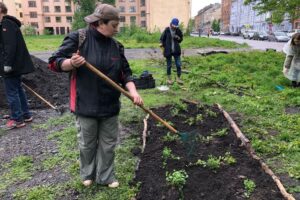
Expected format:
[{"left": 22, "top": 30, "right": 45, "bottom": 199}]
[
  {"left": 171, "top": 18, "right": 179, "bottom": 27},
  {"left": 84, "top": 3, "right": 119, "bottom": 23}
]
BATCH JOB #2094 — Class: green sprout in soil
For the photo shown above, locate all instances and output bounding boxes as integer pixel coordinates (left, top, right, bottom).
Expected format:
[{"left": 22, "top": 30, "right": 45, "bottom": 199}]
[
  {"left": 162, "top": 132, "right": 180, "bottom": 142},
  {"left": 212, "top": 128, "right": 228, "bottom": 137},
  {"left": 166, "top": 170, "right": 188, "bottom": 190},
  {"left": 206, "top": 155, "right": 222, "bottom": 171},
  {"left": 162, "top": 147, "right": 180, "bottom": 168},
  {"left": 222, "top": 152, "right": 236, "bottom": 165},
  {"left": 205, "top": 109, "right": 218, "bottom": 118},
  {"left": 243, "top": 179, "right": 256, "bottom": 198}
]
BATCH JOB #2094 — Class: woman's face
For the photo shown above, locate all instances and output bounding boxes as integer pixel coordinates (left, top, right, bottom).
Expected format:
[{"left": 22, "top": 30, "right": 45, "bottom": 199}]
[
  {"left": 97, "top": 20, "right": 119, "bottom": 37},
  {"left": 294, "top": 38, "right": 300, "bottom": 46}
]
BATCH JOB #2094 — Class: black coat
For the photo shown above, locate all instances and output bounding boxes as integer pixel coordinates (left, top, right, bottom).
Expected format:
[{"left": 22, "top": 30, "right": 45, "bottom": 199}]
[
  {"left": 49, "top": 27, "right": 133, "bottom": 118},
  {"left": 0, "top": 16, "right": 35, "bottom": 77},
  {"left": 160, "top": 27, "right": 183, "bottom": 57}
]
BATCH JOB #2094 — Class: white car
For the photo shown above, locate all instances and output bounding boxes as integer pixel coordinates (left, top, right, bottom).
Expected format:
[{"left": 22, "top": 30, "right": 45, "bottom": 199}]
[
  {"left": 287, "top": 29, "right": 300, "bottom": 38},
  {"left": 268, "top": 32, "right": 290, "bottom": 42},
  {"left": 242, "top": 30, "right": 257, "bottom": 39}
]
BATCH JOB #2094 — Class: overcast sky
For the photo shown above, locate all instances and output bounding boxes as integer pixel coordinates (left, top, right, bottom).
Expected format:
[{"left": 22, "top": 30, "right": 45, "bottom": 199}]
[{"left": 191, "top": 0, "right": 221, "bottom": 17}]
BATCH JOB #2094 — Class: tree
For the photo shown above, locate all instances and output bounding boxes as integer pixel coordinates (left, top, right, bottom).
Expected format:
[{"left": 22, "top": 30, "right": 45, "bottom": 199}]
[
  {"left": 244, "top": 0, "right": 299, "bottom": 25},
  {"left": 211, "top": 19, "right": 220, "bottom": 32},
  {"left": 72, "top": 0, "right": 116, "bottom": 30}
]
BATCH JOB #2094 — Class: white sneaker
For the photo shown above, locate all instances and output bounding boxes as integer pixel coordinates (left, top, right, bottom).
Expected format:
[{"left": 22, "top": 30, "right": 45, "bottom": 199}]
[
  {"left": 108, "top": 181, "right": 119, "bottom": 188},
  {"left": 82, "top": 180, "right": 93, "bottom": 187}
]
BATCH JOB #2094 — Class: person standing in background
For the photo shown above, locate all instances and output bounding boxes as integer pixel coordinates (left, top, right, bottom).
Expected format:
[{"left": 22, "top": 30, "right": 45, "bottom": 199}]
[
  {"left": 0, "top": 2, "right": 35, "bottom": 130},
  {"left": 160, "top": 18, "right": 183, "bottom": 85}
]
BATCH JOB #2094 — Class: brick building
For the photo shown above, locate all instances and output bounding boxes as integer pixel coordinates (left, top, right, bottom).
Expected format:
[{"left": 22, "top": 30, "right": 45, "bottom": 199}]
[{"left": 221, "top": 0, "right": 231, "bottom": 33}]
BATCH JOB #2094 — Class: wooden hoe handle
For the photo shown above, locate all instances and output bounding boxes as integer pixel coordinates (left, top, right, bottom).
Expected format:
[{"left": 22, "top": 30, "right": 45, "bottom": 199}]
[{"left": 84, "top": 62, "right": 178, "bottom": 134}]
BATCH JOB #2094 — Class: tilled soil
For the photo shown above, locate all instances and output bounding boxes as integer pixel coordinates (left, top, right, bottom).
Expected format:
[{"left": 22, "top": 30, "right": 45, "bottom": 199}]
[
  {"left": 0, "top": 55, "right": 69, "bottom": 110},
  {"left": 134, "top": 103, "right": 284, "bottom": 200}
]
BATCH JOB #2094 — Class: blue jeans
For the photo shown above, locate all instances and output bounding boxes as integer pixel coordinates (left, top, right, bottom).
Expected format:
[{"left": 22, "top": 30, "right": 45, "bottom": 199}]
[
  {"left": 166, "top": 55, "right": 181, "bottom": 77},
  {"left": 3, "top": 76, "right": 31, "bottom": 122}
]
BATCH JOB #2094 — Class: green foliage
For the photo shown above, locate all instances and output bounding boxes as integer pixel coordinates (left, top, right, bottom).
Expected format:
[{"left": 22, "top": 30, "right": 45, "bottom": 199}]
[
  {"left": 72, "top": 0, "right": 96, "bottom": 30},
  {"left": 244, "top": 0, "right": 299, "bottom": 24},
  {"left": 211, "top": 19, "right": 220, "bottom": 32},
  {"left": 162, "top": 132, "right": 180, "bottom": 142},
  {"left": 212, "top": 128, "right": 228, "bottom": 137},
  {"left": 206, "top": 155, "right": 222, "bottom": 171},
  {"left": 21, "top": 25, "right": 37, "bottom": 36},
  {"left": 243, "top": 179, "right": 256, "bottom": 198},
  {"left": 222, "top": 152, "right": 236, "bottom": 165},
  {"left": 166, "top": 170, "right": 188, "bottom": 189}
]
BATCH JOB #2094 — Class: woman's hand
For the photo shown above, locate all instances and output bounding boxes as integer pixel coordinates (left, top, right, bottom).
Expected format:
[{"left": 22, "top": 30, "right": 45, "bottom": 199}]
[
  {"left": 126, "top": 82, "right": 144, "bottom": 106},
  {"left": 70, "top": 51, "right": 86, "bottom": 68}
]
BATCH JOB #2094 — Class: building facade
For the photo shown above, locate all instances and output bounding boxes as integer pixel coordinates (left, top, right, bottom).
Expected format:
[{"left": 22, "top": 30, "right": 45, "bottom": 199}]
[
  {"left": 221, "top": 0, "right": 231, "bottom": 33},
  {"left": 2, "top": 0, "right": 23, "bottom": 22},
  {"left": 21, "top": 0, "right": 75, "bottom": 35},
  {"left": 194, "top": 3, "right": 221, "bottom": 35},
  {"left": 229, "top": 0, "right": 292, "bottom": 34},
  {"left": 116, "top": 0, "right": 191, "bottom": 32}
]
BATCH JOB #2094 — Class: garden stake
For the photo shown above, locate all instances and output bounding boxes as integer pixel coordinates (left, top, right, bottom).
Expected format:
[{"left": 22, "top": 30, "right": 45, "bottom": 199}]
[{"left": 84, "top": 61, "right": 197, "bottom": 146}]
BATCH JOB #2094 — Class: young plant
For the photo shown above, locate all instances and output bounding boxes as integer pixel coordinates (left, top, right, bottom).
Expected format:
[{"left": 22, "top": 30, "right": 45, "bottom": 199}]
[
  {"left": 166, "top": 170, "right": 188, "bottom": 189},
  {"left": 206, "top": 155, "right": 221, "bottom": 171},
  {"left": 222, "top": 152, "right": 236, "bottom": 165},
  {"left": 212, "top": 128, "right": 228, "bottom": 137},
  {"left": 162, "top": 132, "right": 179, "bottom": 142},
  {"left": 162, "top": 147, "right": 180, "bottom": 168},
  {"left": 205, "top": 109, "right": 217, "bottom": 118},
  {"left": 243, "top": 179, "right": 256, "bottom": 198}
]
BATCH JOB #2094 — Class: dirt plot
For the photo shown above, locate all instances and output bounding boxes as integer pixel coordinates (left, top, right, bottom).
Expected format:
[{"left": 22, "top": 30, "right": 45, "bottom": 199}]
[
  {"left": 0, "top": 56, "right": 69, "bottom": 110},
  {"left": 134, "top": 103, "right": 284, "bottom": 200}
]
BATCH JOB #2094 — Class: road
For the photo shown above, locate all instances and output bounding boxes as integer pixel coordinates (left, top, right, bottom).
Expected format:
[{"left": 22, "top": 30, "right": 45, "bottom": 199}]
[{"left": 191, "top": 33, "right": 286, "bottom": 52}]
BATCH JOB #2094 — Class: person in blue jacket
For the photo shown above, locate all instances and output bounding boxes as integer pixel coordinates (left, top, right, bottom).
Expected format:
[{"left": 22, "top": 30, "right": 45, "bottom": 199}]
[{"left": 160, "top": 18, "right": 183, "bottom": 84}]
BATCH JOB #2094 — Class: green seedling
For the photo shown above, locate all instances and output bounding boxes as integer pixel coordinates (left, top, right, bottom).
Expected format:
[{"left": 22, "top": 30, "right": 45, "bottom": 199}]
[
  {"left": 243, "top": 179, "right": 256, "bottom": 198},
  {"left": 212, "top": 128, "right": 228, "bottom": 137},
  {"left": 197, "top": 135, "right": 214, "bottom": 143},
  {"left": 195, "top": 114, "right": 203, "bottom": 122},
  {"left": 222, "top": 152, "right": 236, "bottom": 165},
  {"left": 162, "top": 147, "right": 180, "bottom": 168},
  {"left": 205, "top": 109, "right": 217, "bottom": 118},
  {"left": 195, "top": 159, "right": 206, "bottom": 167},
  {"left": 166, "top": 170, "right": 188, "bottom": 189},
  {"left": 162, "top": 132, "right": 180, "bottom": 142},
  {"left": 206, "top": 155, "right": 221, "bottom": 171}
]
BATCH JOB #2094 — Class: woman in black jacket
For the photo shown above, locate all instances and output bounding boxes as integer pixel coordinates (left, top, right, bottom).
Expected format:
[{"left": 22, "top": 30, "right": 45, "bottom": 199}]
[
  {"left": 0, "top": 2, "right": 35, "bottom": 130},
  {"left": 49, "top": 3, "right": 143, "bottom": 188}
]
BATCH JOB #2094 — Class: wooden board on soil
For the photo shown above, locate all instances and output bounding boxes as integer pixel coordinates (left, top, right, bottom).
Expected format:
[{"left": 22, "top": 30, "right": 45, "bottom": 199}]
[{"left": 133, "top": 103, "right": 285, "bottom": 200}]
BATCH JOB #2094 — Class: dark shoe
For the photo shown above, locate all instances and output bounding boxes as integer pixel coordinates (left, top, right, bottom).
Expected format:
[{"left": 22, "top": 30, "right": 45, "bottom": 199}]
[
  {"left": 5, "top": 120, "right": 26, "bottom": 130},
  {"left": 176, "top": 77, "right": 184, "bottom": 84},
  {"left": 24, "top": 116, "right": 33, "bottom": 123}
]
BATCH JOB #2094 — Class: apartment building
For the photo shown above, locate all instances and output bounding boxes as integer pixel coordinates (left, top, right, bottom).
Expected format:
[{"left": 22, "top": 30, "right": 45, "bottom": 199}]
[
  {"left": 221, "top": 0, "right": 231, "bottom": 33},
  {"left": 1, "top": 0, "right": 23, "bottom": 22},
  {"left": 21, "top": 0, "right": 75, "bottom": 35},
  {"left": 194, "top": 3, "right": 221, "bottom": 34},
  {"left": 116, "top": 0, "right": 191, "bottom": 32}
]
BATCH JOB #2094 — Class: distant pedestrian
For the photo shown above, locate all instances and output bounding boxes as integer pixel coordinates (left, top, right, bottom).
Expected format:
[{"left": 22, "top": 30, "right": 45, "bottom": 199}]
[
  {"left": 282, "top": 33, "right": 300, "bottom": 87},
  {"left": 160, "top": 18, "right": 183, "bottom": 84},
  {"left": 0, "top": 2, "right": 34, "bottom": 130}
]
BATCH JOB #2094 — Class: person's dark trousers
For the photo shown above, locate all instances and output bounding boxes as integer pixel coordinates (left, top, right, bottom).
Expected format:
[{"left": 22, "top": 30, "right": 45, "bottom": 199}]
[
  {"left": 3, "top": 76, "right": 31, "bottom": 122},
  {"left": 166, "top": 54, "right": 182, "bottom": 77}
]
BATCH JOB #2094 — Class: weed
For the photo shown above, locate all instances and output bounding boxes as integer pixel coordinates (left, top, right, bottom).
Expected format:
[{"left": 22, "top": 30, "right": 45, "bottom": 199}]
[
  {"left": 222, "top": 152, "right": 236, "bottom": 165},
  {"left": 212, "top": 128, "right": 228, "bottom": 137},
  {"left": 243, "top": 179, "right": 256, "bottom": 198},
  {"left": 206, "top": 155, "right": 222, "bottom": 171},
  {"left": 166, "top": 170, "right": 188, "bottom": 189},
  {"left": 205, "top": 109, "right": 217, "bottom": 118},
  {"left": 162, "top": 132, "right": 180, "bottom": 142}
]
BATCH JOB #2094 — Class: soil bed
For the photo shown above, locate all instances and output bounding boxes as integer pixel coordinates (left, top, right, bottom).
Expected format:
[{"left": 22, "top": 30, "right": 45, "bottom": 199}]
[{"left": 134, "top": 103, "right": 284, "bottom": 200}]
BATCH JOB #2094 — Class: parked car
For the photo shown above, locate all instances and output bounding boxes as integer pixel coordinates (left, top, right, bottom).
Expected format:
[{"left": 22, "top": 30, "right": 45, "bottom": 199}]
[
  {"left": 287, "top": 29, "right": 300, "bottom": 37},
  {"left": 268, "top": 32, "right": 290, "bottom": 42},
  {"left": 242, "top": 30, "right": 257, "bottom": 39},
  {"left": 252, "top": 31, "right": 268, "bottom": 40}
]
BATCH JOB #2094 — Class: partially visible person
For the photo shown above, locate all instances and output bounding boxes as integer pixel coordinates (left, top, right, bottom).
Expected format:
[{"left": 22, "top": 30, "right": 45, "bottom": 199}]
[
  {"left": 282, "top": 33, "right": 300, "bottom": 87},
  {"left": 49, "top": 3, "right": 143, "bottom": 188},
  {"left": 160, "top": 18, "right": 183, "bottom": 84},
  {"left": 0, "top": 2, "right": 34, "bottom": 130}
]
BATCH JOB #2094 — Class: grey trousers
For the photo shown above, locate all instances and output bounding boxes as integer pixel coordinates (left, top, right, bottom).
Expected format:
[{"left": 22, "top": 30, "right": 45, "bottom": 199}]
[{"left": 76, "top": 115, "right": 119, "bottom": 184}]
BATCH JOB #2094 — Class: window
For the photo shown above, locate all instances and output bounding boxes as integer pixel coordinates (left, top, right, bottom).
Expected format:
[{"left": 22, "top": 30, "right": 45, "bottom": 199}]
[
  {"left": 56, "top": 16, "right": 61, "bottom": 22},
  {"left": 129, "top": 0, "right": 135, "bottom": 2},
  {"left": 43, "top": 0, "right": 49, "bottom": 2},
  {"left": 29, "top": 12, "right": 37, "bottom": 18},
  {"left": 19, "top": 12, "right": 23, "bottom": 18},
  {"left": 65, "top": 6, "right": 72, "bottom": 12},
  {"left": 129, "top": 6, "right": 136, "bottom": 13},
  {"left": 119, "top": 6, "right": 125, "bottom": 13},
  {"left": 45, "top": 16, "right": 51, "bottom": 22},
  {"left": 119, "top": 0, "right": 125, "bottom": 2},
  {"left": 130, "top": 16, "right": 136, "bottom": 25},
  {"left": 66, "top": 16, "right": 72, "bottom": 23},
  {"left": 141, "top": 11, "right": 146, "bottom": 17},
  {"left": 31, "top": 22, "right": 38, "bottom": 28},
  {"left": 28, "top": 1, "right": 36, "bottom": 7},
  {"left": 141, "top": 0, "right": 145, "bottom": 6},
  {"left": 141, "top": 20, "right": 146, "bottom": 27},
  {"left": 55, "top": 6, "right": 61, "bottom": 12},
  {"left": 43, "top": 6, "right": 49, "bottom": 12},
  {"left": 120, "top": 16, "right": 125, "bottom": 22},
  {"left": 60, "top": 27, "right": 65, "bottom": 35},
  {"left": 54, "top": 0, "right": 60, "bottom": 2},
  {"left": 65, "top": 0, "right": 71, "bottom": 5}
]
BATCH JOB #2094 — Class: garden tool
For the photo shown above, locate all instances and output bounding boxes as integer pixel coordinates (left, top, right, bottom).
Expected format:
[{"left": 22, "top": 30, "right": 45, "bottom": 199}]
[
  {"left": 84, "top": 61, "right": 196, "bottom": 145},
  {"left": 21, "top": 82, "right": 64, "bottom": 114}
]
